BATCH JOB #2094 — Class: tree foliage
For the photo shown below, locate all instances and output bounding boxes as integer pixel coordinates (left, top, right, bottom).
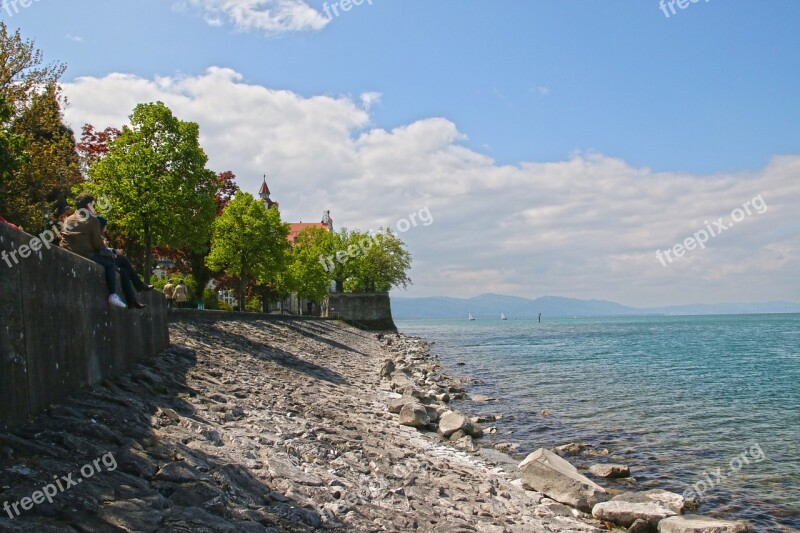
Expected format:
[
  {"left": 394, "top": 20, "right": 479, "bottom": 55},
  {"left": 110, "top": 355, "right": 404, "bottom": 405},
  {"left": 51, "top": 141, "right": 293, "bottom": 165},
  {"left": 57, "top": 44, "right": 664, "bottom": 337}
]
[
  {"left": 76, "top": 123, "right": 120, "bottom": 173},
  {"left": 283, "top": 226, "right": 336, "bottom": 301},
  {"left": 344, "top": 228, "right": 412, "bottom": 293},
  {"left": 290, "top": 226, "right": 412, "bottom": 296},
  {"left": 0, "top": 95, "right": 26, "bottom": 213},
  {"left": 85, "top": 102, "right": 218, "bottom": 280},
  {"left": 0, "top": 22, "right": 66, "bottom": 110},
  {"left": 206, "top": 192, "right": 290, "bottom": 311},
  {"left": 3, "top": 85, "right": 81, "bottom": 230},
  {"left": 151, "top": 171, "right": 240, "bottom": 300}
]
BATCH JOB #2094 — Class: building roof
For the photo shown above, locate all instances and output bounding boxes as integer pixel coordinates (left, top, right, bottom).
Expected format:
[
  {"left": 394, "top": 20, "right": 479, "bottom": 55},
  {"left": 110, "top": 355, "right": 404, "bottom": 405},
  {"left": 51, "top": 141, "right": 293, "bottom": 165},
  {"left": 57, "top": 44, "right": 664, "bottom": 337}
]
[
  {"left": 288, "top": 222, "right": 329, "bottom": 244},
  {"left": 259, "top": 177, "right": 271, "bottom": 196}
]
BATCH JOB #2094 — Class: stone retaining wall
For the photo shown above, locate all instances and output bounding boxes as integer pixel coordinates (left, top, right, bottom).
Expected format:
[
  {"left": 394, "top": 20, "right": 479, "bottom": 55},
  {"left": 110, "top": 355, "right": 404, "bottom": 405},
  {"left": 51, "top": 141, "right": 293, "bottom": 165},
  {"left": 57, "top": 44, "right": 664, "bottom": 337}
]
[
  {"left": 325, "top": 292, "right": 397, "bottom": 331},
  {"left": 0, "top": 222, "right": 169, "bottom": 426}
]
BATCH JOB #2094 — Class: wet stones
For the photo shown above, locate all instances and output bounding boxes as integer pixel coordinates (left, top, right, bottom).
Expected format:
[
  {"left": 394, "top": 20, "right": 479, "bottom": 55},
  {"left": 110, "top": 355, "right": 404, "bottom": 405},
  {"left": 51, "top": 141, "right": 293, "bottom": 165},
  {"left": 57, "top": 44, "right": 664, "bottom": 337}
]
[{"left": 518, "top": 448, "right": 608, "bottom": 513}]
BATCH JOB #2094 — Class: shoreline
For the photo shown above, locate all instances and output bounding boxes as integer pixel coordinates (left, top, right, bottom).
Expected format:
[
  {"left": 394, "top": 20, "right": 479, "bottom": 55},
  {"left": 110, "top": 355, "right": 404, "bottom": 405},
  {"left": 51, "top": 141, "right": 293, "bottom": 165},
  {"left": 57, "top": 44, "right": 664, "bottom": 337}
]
[
  {"left": 0, "top": 318, "right": 756, "bottom": 532},
  {"left": 389, "top": 328, "right": 789, "bottom": 533}
]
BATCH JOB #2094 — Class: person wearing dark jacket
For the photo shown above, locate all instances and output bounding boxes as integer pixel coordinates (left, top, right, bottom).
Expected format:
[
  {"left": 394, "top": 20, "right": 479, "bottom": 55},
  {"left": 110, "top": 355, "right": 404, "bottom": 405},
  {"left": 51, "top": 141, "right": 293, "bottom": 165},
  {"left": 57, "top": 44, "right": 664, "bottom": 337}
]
[{"left": 60, "top": 194, "right": 151, "bottom": 309}]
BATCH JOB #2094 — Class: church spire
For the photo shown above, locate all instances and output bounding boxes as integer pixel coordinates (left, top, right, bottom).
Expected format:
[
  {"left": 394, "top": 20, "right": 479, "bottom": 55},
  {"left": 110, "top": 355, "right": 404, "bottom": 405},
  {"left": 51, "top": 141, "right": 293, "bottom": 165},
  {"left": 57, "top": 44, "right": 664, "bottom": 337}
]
[{"left": 259, "top": 174, "right": 279, "bottom": 209}]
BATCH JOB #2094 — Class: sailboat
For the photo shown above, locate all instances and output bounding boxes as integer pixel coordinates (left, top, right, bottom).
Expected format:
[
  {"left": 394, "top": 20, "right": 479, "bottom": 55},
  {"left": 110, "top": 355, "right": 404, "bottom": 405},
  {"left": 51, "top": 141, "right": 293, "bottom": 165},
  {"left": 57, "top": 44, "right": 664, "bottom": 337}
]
[
  {"left": 501, "top": 313, "right": 507, "bottom": 320},
  {"left": 468, "top": 313, "right": 476, "bottom": 321}
]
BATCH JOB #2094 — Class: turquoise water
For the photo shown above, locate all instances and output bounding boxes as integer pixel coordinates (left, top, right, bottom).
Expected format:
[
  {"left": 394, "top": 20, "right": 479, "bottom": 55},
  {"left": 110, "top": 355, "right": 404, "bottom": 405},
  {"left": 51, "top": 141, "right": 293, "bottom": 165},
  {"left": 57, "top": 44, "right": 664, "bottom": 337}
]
[{"left": 397, "top": 314, "right": 800, "bottom": 531}]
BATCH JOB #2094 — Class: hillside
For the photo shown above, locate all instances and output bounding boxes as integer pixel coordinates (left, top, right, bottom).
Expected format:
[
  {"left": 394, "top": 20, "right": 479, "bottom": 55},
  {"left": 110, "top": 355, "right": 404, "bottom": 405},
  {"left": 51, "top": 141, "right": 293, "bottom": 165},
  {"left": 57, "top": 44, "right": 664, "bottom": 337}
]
[{"left": 391, "top": 293, "right": 800, "bottom": 319}]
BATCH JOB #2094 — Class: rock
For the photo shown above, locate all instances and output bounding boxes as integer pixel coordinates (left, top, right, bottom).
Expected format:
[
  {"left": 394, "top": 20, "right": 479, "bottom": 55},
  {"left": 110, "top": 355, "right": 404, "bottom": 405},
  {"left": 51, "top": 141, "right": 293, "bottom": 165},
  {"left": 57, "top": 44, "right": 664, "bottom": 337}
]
[
  {"left": 154, "top": 462, "right": 209, "bottom": 483},
  {"left": 380, "top": 360, "right": 396, "bottom": 378},
  {"left": 586, "top": 448, "right": 609, "bottom": 457},
  {"left": 519, "top": 448, "right": 608, "bottom": 513},
  {"left": 470, "top": 394, "right": 497, "bottom": 403},
  {"left": 589, "top": 464, "right": 631, "bottom": 478},
  {"left": 449, "top": 429, "right": 467, "bottom": 442},
  {"left": 398, "top": 402, "right": 431, "bottom": 428},
  {"left": 424, "top": 406, "right": 440, "bottom": 423},
  {"left": 438, "top": 411, "right": 469, "bottom": 437},
  {"left": 453, "top": 435, "right": 480, "bottom": 452},
  {"left": 658, "top": 515, "right": 749, "bottom": 533},
  {"left": 388, "top": 396, "right": 415, "bottom": 414},
  {"left": 592, "top": 489, "right": 685, "bottom": 528},
  {"left": 554, "top": 442, "right": 592, "bottom": 456},
  {"left": 438, "top": 411, "right": 483, "bottom": 438},
  {"left": 494, "top": 442, "right": 520, "bottom": 453},
  {"left": 434, "top": 392, "right": 451, "bottom": 403},
  {"left": 629, "top": 519, "right": 654, "bottom": 533},
  {"left": 390, "top": 373, "right": 416, "bottom": 395},
  {"left": 267, "top": 454, "right": 324, "bottom": 486}
]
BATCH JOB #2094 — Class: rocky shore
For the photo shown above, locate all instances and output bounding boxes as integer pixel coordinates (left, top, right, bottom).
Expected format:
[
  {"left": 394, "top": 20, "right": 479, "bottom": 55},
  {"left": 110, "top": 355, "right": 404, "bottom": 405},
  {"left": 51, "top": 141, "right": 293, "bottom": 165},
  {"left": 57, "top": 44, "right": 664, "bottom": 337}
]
[{"left": 0, "top": 317, "right": 751, "bottom": 532}]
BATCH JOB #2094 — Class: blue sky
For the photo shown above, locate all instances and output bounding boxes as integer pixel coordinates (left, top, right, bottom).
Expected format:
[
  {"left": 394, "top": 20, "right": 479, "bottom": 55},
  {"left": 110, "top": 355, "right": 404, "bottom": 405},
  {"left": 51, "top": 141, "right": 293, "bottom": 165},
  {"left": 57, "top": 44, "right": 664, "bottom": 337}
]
[
  {"left": 6, "top": 1, "right": 800, "bottom": 305},
  {"left": 14, "top": 0, "right": 800, "bottom": 174}
]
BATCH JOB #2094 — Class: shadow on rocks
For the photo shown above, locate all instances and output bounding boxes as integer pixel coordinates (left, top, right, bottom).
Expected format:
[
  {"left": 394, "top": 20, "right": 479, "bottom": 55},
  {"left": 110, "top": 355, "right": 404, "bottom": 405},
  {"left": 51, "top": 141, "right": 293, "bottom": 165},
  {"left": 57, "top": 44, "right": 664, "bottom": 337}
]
[{"left": 0, "top": 338, "right": 331, "bottom": 532}]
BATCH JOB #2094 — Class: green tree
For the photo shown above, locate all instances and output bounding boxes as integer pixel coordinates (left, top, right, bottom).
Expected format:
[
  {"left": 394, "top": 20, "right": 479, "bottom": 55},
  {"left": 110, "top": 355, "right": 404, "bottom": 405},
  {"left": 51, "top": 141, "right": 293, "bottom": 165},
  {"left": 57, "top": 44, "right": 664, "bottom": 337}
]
[
  {"left": 0, "top": 22, "right": 65, "bottom": 110},
  {"left": 4, "top": 85, "right": 80, "bottom": 230},
  {"left": 283, "top": 226, "right": 336, "bottom": 301},
  {"left": 346, "top": 228, "right": 412, "bottom": 293},
  {"left": 86, "top": 102, "right": 218, "bottom": 280},
  {"left": 0, "top": 95, "right": 26, "bottom": 213},
  {"left": 206, "top": 192, "right": 290, "bottom": 311}
]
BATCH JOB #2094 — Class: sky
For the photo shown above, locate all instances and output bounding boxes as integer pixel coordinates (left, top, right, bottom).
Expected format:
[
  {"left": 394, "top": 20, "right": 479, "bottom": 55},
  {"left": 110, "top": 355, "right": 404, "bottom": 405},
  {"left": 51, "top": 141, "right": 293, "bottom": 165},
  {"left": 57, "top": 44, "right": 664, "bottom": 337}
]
[{"left": 6, "top": 0, "right": 800, "bottom": 306}]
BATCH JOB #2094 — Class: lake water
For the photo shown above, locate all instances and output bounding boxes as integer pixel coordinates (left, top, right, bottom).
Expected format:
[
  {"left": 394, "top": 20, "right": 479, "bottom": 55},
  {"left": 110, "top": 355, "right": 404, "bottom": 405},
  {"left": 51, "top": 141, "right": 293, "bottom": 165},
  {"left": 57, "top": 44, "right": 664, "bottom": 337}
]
[{"left": 397, "top": 314, "right": 800, "bottom": 532}]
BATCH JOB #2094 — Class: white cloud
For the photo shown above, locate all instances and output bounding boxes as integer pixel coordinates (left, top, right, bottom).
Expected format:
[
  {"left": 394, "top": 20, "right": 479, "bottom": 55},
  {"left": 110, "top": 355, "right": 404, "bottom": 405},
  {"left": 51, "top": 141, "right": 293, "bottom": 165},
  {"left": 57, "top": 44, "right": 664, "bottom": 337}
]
[
  {"left": 360, "top": 91, "right": 381, "bottom": 111},
  {"left": 175, "top": 0, "right": 329, "bottom": 35},
  {"left": 62, "top": 68, "right": 800, "bottom": 306},
  {"left": 66, "top": 34, "right": 84, "bottom": 43},
  {"left": 533, "top": 85, "right": 550, "bottom": 96}
]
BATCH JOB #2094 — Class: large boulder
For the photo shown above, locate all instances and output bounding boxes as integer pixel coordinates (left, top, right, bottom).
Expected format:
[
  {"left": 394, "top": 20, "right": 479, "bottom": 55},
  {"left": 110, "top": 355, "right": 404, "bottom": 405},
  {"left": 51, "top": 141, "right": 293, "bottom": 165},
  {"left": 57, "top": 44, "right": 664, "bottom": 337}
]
[
  {"left": 390, "top": 373, "right": 416, "bottom": 395},
  {"left": 398, "top": 402, "right": 430, "bottom": 428},
  {"left": 438, "top": 411, "right": 483, "bottom": 438},
  {"left": 519, "top": 448, "right": 608, "bottom": 512},
  {"left": 388, "top": 396, "right": 415, "bottom": 414},
  {"left": 592, "top": 489, "right": 685, "bottom": 528},
  {"left": 658, "top": 515, "right": 749, "bottom": 533}
]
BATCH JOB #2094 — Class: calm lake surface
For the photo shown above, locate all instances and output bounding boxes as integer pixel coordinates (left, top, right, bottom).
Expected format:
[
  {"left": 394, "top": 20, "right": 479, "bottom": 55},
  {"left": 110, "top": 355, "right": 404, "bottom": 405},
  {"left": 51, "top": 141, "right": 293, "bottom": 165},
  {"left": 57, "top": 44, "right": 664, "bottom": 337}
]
[{"left": 397, "top": 314, "right": 800, "bottom": 532}]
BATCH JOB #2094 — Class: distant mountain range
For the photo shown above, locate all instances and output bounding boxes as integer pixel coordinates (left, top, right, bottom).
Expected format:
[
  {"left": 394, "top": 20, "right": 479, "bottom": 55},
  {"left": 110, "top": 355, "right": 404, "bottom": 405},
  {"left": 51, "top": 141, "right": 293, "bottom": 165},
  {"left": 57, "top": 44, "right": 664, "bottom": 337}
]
[{"left": 391, "top": 294, "right": 800, "bottom": 319}]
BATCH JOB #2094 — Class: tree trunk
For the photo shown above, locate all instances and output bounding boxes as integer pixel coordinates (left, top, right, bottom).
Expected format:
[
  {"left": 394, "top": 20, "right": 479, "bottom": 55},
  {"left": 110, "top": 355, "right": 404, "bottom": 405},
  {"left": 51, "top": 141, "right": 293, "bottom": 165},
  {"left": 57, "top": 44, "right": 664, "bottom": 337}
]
[
  {"left": 238, "top": 275, "right": 247, "bottom": 312},
  {"left": 189, "top": 250, "right": 210, "bottom": 301},
  {"left": 143, "top": 225, "right": 153, "bottom": 282}
]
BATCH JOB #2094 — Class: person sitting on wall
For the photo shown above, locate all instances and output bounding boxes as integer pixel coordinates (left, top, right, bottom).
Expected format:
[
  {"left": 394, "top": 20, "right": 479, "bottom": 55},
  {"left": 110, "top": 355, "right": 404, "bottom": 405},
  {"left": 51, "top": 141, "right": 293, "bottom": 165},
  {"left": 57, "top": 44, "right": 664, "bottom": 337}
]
[
  {"left": 96, "top": 216, "right": 154, "bottom": 305},
  {"left": 59, "top": 194, "right": 151, "bottom": 309}
]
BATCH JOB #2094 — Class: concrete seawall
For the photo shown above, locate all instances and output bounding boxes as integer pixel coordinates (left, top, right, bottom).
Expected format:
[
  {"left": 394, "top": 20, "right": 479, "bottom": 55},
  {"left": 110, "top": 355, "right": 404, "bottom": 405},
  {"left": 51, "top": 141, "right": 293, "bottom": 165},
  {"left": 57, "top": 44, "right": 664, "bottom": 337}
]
[
  {"left": 0, "top": 222, "right": 169, "bottom": 426},
  {"left": 325, "top": 292, "right": 397, "bottom": 331}
]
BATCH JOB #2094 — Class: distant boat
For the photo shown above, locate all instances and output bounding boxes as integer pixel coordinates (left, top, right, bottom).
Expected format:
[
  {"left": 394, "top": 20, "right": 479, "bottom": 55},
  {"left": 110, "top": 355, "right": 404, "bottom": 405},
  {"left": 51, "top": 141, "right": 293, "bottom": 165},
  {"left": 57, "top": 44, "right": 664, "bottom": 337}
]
[
  {"left": 501, "top": 313, "right": 507, "bottom": 320},
  {"left": 468, "top": 313, "right": 476, "bottom": 321}
]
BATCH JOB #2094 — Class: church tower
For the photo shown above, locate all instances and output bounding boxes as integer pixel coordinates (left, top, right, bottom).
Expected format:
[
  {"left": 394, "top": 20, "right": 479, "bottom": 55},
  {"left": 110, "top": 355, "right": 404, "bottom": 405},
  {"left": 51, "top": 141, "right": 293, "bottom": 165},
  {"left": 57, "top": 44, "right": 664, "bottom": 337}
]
[{"left": 259, "top": 175, "right": 278, "bottom": 210}]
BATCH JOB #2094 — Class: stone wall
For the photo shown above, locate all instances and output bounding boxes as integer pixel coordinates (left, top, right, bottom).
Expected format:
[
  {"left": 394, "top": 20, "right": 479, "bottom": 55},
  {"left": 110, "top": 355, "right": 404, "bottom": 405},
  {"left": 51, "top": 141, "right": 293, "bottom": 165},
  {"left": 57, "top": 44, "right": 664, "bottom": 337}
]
[
  {"left": 324, "top": 292, "right": 397, "bottom": 331},
  {"left": 0, "top": 222, "right": 169, "bottom": 426}
]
